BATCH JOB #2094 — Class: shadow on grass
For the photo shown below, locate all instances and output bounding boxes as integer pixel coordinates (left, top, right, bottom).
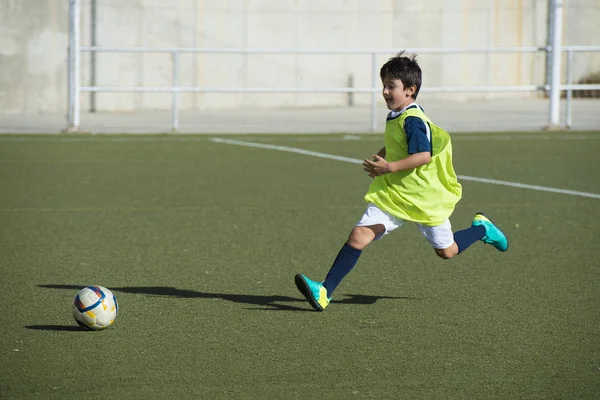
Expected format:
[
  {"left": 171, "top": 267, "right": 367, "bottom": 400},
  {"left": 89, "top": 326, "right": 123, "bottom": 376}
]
[
  {"left": 39, "top": 284, "right": 414, "bottom": 312},
  {"left": 25, "top": 325, "right": 85, "bottom": 332}
]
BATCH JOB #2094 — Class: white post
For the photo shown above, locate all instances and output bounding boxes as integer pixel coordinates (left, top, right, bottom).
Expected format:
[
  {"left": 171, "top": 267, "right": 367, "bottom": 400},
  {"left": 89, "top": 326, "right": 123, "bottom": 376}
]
[
  {"left": 66, "top": 0, "right": 81, "bottom": 131},
  {"left": 370, "top": 52, "right": 377, "bottom": 133},
  {"left": 90, "top": 0, "right": 97, "bottom": 113},
  {"left": 172, "top": 51, "right": 179, "bottom": 131},
  {"left": 67, "top": 0, "right": 74, "bottom": 129},
  {"left": 547, "top": 0, "right": 563, "bottom": 129},
  {"left": 565, "top": 48, "right": 573, "bottom": 129}
]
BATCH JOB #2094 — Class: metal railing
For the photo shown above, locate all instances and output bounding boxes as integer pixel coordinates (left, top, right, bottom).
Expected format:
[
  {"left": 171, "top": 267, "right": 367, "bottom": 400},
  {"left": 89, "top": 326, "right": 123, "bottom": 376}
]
[{"left": 564, "top": 46, "right": 600, "bottom": 128}]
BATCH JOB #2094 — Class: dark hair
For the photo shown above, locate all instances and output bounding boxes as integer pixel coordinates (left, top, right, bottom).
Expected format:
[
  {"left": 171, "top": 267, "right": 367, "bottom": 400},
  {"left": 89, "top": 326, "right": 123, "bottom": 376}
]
[{"left": 380, "top": 51, "right": 422, "bottom": 99}]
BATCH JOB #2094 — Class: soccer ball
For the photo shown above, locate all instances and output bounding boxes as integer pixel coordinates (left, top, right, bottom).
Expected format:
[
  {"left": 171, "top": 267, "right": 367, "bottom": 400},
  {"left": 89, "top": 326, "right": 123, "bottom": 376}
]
[{"left": 72, "top": 285, "right": 118, "bottom": 330}]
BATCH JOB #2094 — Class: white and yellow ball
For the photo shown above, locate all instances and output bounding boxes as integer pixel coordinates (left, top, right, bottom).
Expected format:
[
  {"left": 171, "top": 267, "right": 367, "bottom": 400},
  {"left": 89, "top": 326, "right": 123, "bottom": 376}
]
[{"left": 72, "top": 286, "right": 118, "bottom": 330}]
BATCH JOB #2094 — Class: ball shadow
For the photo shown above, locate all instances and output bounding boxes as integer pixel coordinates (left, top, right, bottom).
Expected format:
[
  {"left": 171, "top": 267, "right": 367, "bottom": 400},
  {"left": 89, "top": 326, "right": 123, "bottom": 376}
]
[
  {"left": 39, "top": 284, "right": 414, "bottom": 311},
  {"left": 25, "top": 325, "right": 87, "bottom": 332}
]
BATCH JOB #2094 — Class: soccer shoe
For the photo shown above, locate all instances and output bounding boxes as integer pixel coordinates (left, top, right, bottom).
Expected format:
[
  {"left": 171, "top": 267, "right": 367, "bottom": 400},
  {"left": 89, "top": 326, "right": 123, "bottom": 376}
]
[
  {"left": 294, "top": 274, "right": 330, "bottom": 311},
  {"left": 472, "top": 212, "right": 509, "bottom": 252}
]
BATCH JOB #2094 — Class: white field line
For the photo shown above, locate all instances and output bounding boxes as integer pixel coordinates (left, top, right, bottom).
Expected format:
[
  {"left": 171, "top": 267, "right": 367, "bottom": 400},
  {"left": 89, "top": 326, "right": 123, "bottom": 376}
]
[
  {"left": 210, "top": 137, "right": 600, "bottom": 200},
  {"left": 211, "top": 137, "right": 363, "bottom": 164}
]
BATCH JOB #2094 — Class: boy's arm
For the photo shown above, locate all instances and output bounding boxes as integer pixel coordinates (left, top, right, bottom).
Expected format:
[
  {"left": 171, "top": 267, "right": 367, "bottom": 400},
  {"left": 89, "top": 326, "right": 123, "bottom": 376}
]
[
  {"left": 364, "top": 115, "right": 432, "bottom": 177},
  {"left": 363, "top": 151, "right": 431, "bottom": 177},
  {"left": 363, "top": 147, "right": 387, "bottom": 178}
]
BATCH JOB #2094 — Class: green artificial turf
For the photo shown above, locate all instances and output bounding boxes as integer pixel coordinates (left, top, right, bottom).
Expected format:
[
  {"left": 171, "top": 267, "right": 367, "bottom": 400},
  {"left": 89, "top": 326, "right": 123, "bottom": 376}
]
[{"left": 0, "top": 132, "right": 599, "bottom": 399}]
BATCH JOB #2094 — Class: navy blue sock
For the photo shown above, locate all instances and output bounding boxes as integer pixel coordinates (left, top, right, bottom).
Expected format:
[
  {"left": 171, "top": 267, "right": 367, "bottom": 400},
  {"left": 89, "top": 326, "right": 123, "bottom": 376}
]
[
  {"left": 322, "top": 243, "right": 362, "bottom": 297},
  {"left": 453, "top": 225, "right": 486, "bottom": 254}
]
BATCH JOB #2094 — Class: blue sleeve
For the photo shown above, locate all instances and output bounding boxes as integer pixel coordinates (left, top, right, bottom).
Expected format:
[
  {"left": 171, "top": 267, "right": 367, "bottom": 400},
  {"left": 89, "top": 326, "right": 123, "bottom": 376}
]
[{"left": 404, "top": 116, "right": 431, "bottom": 154}]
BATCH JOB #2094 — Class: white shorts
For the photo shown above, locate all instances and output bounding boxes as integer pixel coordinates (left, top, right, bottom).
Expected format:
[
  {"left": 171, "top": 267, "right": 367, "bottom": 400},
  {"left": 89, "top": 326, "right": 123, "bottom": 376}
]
[{"left": 356, "top": 203, "right": 454, "bottom": 249}]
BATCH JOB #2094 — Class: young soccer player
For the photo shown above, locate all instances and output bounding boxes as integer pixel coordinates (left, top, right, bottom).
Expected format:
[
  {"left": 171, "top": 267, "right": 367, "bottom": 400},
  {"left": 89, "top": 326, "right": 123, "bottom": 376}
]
[{"left": 294, "top": 51, "right": 508, "bottom": 312}]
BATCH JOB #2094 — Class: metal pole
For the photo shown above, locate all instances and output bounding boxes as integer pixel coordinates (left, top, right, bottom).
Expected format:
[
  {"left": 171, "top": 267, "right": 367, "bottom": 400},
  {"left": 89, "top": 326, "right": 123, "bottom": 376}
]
[
  {"left": 90, "top": 0, "right": 97, "bottom": 112},
  {"left": 347, "top": 74, "right": 354, "bottom": 107},
  {"left": 370, "top": 52, "right": 377, "bottom": 133},
  {"left": 74, "top": 0, "right": 81, "bottom": 129},
  {"left": 547, "top": 0, "right": 563, "bottom": 129},
  {"left": 66, "top": 0, "right": 81, "bottom": 131},
  {"left": 565, "top": 48, "right": 573, "bottom": 129},
  {"left": 545, "top": 0, "right": 555, "bottom": 90},
  {"left": 67, "top": 0, "right": 74, "bottom": 127},
  {"left": 172, "top": 51, "right": 179, "bottom": 131}
]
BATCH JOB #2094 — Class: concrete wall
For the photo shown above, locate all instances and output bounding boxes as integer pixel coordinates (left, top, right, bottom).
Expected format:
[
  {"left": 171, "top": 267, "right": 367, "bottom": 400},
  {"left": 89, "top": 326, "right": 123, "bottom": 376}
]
[
  {"left": 1, "top": 0, "right": 599, "bottom": 114},
  {"left": 0, "top": 0, "right": 69, "bottom": 113},
  {"left": 564, "top": 0, "right": 600, "bottom": 81}
]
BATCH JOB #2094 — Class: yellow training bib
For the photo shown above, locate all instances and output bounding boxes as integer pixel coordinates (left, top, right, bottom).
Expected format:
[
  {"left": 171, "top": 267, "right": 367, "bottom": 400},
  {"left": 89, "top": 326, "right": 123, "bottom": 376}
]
[{"left": 364, "top": 107, "right": 462, "bottom": 226}]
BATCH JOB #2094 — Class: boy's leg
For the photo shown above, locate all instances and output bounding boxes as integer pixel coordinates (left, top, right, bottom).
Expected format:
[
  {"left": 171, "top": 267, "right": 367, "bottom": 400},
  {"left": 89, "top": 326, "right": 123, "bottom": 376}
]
[
  {"left": 322, "top": 225, "right": 381, "bottom": 296},
  {"left": 432, "top": 224, "right": 485, "bottom": 259},
  {"left": 453, "top": 224, "right": 486, "bottom": 254},
  {"left": 294, "top": 225, "right": 381, "bottom": 312},
  {"left": 420, "top": 213, "right": 508, "bottom": 260},
  {"left": 295, "top": 204, "right": 404, "bottom": 311},
  {"left": 416, "top": 219, "right": 459, "bottom": 259}
]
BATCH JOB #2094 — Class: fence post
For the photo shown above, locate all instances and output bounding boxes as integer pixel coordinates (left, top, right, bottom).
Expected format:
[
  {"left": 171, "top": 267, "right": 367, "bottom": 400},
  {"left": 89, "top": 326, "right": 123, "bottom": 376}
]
[
  {"left": 90, "top": 0, "right": 97, "bottom": 113},
  {"left": 565, "top": 48, "right": 573, "bottom": 129},
  {"left": 347, "top": 74, "right": 354, "bottom": 107},
  {"left": 547, "top": 0, "right": 563, "bottom": 129},
  {"left": 370, "top": 52, "right": 377, "bottom": 133},
  {"left": 66, "top": 0, "right": 81, "bottom": 131},
  {"left": 172, "top": 51, "right": 179, "bottom": 131},
  {"left": 545, "top": 0, "right": 555, "bottom": 90}
]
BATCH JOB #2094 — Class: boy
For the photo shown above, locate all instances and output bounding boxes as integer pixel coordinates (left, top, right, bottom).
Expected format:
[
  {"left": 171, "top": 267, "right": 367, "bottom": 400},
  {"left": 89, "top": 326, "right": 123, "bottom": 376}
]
[{"left": 294, "top": 51, "right": 508, "bottom": 312}]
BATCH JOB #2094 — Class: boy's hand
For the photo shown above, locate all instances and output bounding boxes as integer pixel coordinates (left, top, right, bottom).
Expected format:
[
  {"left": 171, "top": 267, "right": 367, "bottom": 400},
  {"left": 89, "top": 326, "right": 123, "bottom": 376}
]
[{"left": 363, "top": 155, "right": 390, "bottom": 178}]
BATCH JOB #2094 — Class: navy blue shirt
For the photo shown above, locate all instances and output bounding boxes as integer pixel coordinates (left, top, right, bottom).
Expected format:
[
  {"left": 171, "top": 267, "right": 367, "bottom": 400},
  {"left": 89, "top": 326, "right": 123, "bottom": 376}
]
[{"left": 387, "top": 104, "right": 432, "bottom": 155}]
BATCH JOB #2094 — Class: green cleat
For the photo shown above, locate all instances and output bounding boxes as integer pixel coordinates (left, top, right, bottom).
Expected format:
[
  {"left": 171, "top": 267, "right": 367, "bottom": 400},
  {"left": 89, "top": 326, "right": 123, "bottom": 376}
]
[
  {"left": 472, "top": 212, "right": 509, "bottom": 252},
  {"left": 294, "top": 274, "right": 330, "bottom": 311}
]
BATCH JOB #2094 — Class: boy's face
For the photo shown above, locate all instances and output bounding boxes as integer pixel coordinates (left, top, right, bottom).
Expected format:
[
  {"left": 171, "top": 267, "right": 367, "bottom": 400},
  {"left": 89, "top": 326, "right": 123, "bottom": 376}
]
[{"left": 381, "top": 76, "right": 416, "bottom": 112}]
